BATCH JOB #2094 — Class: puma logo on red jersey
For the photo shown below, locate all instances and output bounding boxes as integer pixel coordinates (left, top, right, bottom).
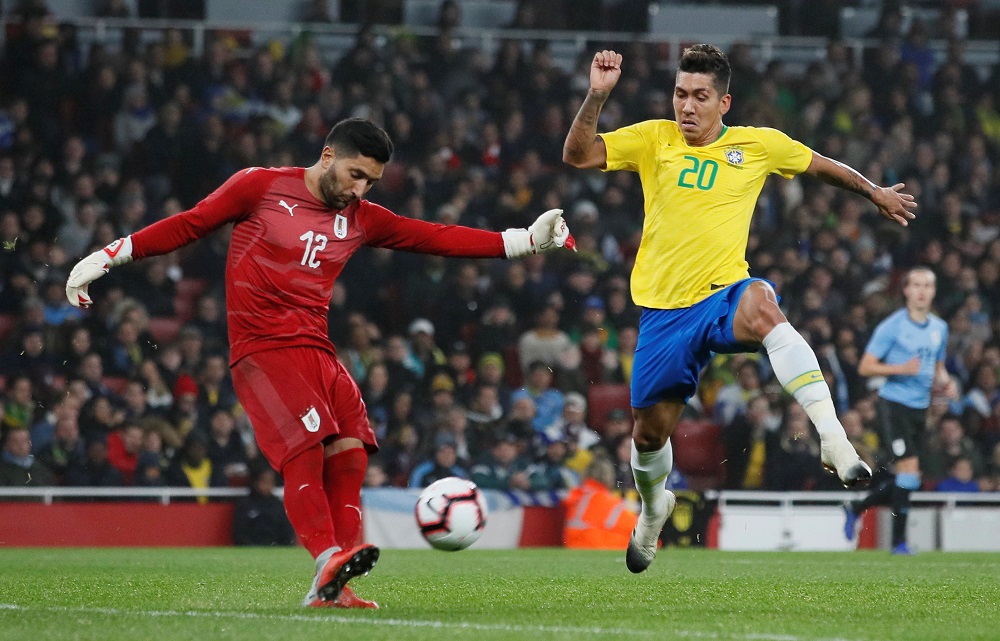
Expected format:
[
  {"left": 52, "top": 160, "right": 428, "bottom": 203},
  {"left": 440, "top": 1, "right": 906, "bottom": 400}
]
[{"left": 279, "top": 200, "right": 299, "bottom": 217}]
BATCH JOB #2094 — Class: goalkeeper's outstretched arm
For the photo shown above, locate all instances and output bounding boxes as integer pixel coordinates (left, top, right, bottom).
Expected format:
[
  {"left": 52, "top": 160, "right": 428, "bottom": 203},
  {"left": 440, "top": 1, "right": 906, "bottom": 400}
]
[{"left": 65, "top": 168, "right": 270, "bottom": 308}]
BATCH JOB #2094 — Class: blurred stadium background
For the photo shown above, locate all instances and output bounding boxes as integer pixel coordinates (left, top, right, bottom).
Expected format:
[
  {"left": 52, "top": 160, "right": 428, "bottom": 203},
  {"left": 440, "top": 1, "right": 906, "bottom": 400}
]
[{"left": 1, "top": 0, "right": 1000, "bottom": 553}]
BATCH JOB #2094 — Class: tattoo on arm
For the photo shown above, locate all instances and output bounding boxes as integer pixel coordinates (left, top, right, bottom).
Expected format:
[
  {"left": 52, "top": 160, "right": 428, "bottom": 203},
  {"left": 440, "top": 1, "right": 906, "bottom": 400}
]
[
  {"left": 564, "top": 93, "right": 606, "bottom": 160},
  {"left": 815, "top": 158, "right": 876, "bottom": 199}
]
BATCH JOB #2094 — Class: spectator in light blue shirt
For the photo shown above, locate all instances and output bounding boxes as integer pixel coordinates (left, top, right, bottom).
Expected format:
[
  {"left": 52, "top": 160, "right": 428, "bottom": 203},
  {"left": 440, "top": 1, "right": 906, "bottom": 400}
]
[{"left": 511, "top": 361, "right": 564, "bottom": 435}]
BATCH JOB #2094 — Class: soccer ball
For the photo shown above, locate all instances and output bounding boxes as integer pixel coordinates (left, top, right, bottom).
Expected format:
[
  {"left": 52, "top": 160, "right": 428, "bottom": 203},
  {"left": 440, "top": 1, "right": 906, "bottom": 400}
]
[{"left": 415, "top": 477, "right": 488, "bottom": 551}]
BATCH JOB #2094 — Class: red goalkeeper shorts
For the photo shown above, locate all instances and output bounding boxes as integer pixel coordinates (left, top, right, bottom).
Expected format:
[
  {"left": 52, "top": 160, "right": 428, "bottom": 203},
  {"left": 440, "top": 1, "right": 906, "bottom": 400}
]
[{"left": 231, "top": 346, "right": 377, "bottom": 470}]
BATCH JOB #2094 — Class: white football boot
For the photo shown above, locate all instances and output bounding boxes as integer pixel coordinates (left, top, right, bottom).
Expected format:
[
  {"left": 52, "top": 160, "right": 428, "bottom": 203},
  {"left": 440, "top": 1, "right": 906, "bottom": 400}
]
[
  {"left": 821, "top": 434, "right": 872, "bottom": 488},
  {"left": 625, "top": 490, "right": 676, "bottom": 574}
]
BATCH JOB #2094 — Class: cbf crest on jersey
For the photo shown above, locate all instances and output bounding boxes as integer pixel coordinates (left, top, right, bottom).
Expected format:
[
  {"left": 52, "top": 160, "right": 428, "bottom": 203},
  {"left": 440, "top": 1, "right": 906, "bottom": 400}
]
[
  {"left": 724, "top": 146, "right": 745, "bottom": 167},
  {"left": 931, "top": 329, "right": 942, "bottom": 349}
]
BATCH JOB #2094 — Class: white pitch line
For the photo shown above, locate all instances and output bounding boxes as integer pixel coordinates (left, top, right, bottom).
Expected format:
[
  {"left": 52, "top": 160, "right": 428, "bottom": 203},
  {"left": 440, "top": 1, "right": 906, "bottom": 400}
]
[{"left": 0, "top": 603, "right": 861, "bottom": 641}]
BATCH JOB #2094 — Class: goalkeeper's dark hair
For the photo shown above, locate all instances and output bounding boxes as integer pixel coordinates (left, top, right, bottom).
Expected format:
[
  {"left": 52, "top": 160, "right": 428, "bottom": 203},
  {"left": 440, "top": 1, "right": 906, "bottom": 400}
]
[
  {"left": 324, "top": 118, "right": 394, "bottom": 163},
  {"left": 678, "top": 44, "right": 731, "bottom": 96}
]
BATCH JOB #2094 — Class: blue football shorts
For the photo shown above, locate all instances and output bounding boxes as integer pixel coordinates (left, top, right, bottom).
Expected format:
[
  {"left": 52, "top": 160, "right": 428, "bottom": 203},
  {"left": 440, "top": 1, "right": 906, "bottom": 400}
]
[{"left": 631, "top": 278, "right": 770, "bottom": 407}]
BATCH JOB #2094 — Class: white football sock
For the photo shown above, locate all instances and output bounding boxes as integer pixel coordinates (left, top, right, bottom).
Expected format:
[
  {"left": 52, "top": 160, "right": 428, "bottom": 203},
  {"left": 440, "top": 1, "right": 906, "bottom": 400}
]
[
  {"left": 631, "top": 439, "right": 673, "bottom": 517},
  {"left": 762, "top": 322, "right": 845, "bottom": 439}
]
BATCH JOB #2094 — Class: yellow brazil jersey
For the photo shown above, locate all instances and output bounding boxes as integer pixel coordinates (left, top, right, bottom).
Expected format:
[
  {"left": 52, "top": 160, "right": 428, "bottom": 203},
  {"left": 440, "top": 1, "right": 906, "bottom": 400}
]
[{"left": 600, "top": 121, "right": 813, "bottom": 309}]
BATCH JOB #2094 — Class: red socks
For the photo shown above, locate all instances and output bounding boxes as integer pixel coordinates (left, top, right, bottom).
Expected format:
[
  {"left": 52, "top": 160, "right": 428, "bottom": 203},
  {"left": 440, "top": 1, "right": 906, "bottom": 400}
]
[
  {"left": 281, "top": 445, "right": 337, "bottom": 559},
  {"left": 323, "top": 448, "right": 368, "bottom": 549}
]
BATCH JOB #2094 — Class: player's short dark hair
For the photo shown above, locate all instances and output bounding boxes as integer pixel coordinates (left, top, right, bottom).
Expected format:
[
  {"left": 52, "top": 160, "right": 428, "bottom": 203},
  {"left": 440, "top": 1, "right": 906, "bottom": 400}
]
[
  {"left": 678, "top": 44, "right": 731, "bottom": 96},
  {"left": 324, "top": 118, "right": 394, "bottom": 164}
]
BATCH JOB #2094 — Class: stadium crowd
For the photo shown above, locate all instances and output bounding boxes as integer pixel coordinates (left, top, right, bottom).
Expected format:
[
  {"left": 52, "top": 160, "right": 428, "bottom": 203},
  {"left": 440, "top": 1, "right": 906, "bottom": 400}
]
[{"left": 1, "top": 0, "right": 1000, "bottom": 504}]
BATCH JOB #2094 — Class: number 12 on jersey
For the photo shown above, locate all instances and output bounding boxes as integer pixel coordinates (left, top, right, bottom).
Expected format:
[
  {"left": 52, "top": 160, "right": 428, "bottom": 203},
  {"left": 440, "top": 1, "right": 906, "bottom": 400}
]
[{"left": 299, "top": 230, "right": 328, "bottom": 268}]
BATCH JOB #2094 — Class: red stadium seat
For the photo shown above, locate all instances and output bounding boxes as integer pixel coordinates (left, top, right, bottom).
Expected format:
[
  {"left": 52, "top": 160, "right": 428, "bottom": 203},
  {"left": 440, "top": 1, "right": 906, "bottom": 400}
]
[
  {"left": 0, "top": 314, "right": 17, "bottom": 345},
  {"left": 103, "top": 376, "right": 129, "bottom": 395},
  {"left": 149, "top": 317, "right": 183, "bottom": 345},
  {"left": 671, "top": 420, "right": 726, "bottom": 491},
  {"left": 586, "top": 383, "right": 631, "bottom": 431},
  {"left": 503, "top": 345, "right": 522, "bottom": 388},
  {"left": 173, "top": 278, "right": 209, "bottom": 322},
  {"left": 175, "top": 278, "right": 208, "bottom": 300}
]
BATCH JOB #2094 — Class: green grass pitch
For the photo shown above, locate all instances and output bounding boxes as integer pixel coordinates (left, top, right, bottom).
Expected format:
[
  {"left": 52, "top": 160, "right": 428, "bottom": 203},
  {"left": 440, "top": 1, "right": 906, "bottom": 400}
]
[{"left": 0, "top": 547, "right": 998, "bottom": 641}]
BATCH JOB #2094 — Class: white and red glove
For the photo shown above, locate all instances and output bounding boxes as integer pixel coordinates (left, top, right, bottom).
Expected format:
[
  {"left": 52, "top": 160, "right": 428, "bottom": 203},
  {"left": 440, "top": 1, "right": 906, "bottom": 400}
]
[
  {"left": 65, "top": 236, "right": 134, "bottom": 308},
  {"left": 501, "top": 208, "right": 576, "bottom": 258}
]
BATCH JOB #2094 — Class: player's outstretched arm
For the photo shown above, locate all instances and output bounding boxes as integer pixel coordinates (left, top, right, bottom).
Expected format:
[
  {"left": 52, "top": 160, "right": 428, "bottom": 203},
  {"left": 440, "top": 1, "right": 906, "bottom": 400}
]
[
  {"left": 362, "top": 205, "right": 574, "bottom": 258},
  {"left": 563, "top": 50, "right": 622, "bottom": 169},
  {"left": 66, "top": 168, "right": 268, "bottom": 308},
  {"left": 502, "top": 208, "right": 576, "bottom": 258},
  {"left": 804, "top": 152, "right": 917, "bottom": 227},
  {"left": 65, "top": 237, "right": 134, "bottom": 308}
]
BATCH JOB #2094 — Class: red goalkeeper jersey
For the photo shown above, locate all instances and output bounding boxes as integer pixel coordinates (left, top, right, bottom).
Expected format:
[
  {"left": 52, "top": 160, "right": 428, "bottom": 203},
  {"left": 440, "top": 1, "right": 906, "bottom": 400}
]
[{"left": 131, "top": 167, "right": 504, "bottom": 365}]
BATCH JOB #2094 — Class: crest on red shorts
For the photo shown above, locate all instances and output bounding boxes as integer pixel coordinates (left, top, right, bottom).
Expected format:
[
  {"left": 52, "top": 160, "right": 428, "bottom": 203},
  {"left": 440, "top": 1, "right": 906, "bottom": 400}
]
[{"left": 301, "top": 407, "right": 321, "bottom": 433}]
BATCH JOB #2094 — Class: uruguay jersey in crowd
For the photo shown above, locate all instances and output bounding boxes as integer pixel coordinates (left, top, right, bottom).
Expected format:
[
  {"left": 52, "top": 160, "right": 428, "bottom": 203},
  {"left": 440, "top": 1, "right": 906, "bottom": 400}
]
[{"left": 864, "top": 308, "right": 948, "bottom": 409}]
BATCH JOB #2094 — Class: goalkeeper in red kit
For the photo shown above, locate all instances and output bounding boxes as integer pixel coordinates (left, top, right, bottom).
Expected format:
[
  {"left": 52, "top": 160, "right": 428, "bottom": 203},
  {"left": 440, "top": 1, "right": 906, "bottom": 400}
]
[{"left": 65, "top": 118, "right": 574, "bottom": 609}]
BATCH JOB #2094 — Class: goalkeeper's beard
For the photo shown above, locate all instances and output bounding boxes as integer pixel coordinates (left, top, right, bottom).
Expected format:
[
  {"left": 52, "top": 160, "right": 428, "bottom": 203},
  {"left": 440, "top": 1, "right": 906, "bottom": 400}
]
[{"left": 319, "top": 174, "right": 354, "bottom": 211}]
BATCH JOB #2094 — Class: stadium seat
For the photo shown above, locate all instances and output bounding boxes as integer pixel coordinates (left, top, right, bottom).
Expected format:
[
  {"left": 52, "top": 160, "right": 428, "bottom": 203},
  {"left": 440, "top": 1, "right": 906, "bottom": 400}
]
[
  {"left": 503, "top": 345, "right": 523, "bottom": 388},
  {"left": 149, "top": 317, "right": 183, "bottom": 345},
  {"left": 103, "top": 376, "right": 129, "bottom": 395},
  {"left": 403, "top": 0, "right": 516, "bottom": 27},
  {"left": 175, "top": 278, "right": 209, "bottom": 301},
  {"left": 173, "top": 278, "right": 209, "bottom": 322},
  {"left": 0, "top": 314, "right": 17, "bottom": 345},
  {"left": 586, "top": 383, "right": 631, "bottom": 430},
  {"left": 671, "top": 420, "right": 726, "bottom": 491}
]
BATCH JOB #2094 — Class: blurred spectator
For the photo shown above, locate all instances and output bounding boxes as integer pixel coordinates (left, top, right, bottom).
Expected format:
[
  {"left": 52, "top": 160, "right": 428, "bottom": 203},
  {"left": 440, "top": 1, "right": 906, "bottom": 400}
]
[
  {"left": 531, "top": 429, "right": 578, "bottom": 491},
  {"left": 65, "top": 436, "right": 123, "bottom": 487},
  {"left": 475, "top": 352, "right": 511, "bottom": 409},
  {"left": 363, "top": 457, "right": 391, "bottom": 488},
  {"left": 233, "top": 462, "right": 296, "bottom": 546},
  {"left": 600, "top": 408, "right": 633, "bottom": 443},
  {"left": 380, "top": 422, "right": 421, "bottom": 487},
  {"left": 206, "top": 408, "right": 249, "bottom": 485},
  {"left": 518, "top": 306, "right": 571, "bottom": 374},
  {"left": 922, "top": 414, "right": 986, "bottom": 482},
  {"left": 137, "top": 359, "right": 173, "bottom": 415},
  {"left": 169, "top": 374, "right": 200, "bottom": 439},
  {"left": 408, "top": 432, "right": 468, "bottom": 488},
  {"left": 466, "top": 383, "right": 505, "bottom": 458},
  {"left": 36, "top": 412, "right": 84, "bottom": 484},
  {"left": 714, "top": 358, "right": 763, "bottom": 427},
  {"left": 195, "top": 354, "right": 239, "bottom": 430},
  {"left": 186, "top": 294, "right": 227, "bottom": 354},
  {"left": 563, "top": 453, "right": 638, "bottom": 549},
  {"left": 30, "top": 395, "right": 81, "bottom": 455},
  {"left": 723, "top": 395, "right": 780, "bottom": 490},
  {"left": 934, "top": 456, "right": 980, "bottom": 492},
  {"left": 0, "top": 429, "right": 55, "bottom": 486},
  {"left": 471, "top": 432, "right": 532, "bottom": 491},
  {"left": 134, "top": 429, "right": 168, "bottom": 486},
  {"left": 1, "top": 375, "right": 36, "bottom": 433},
  {"left": 408, "top": 318, "right": 445, "bottom": 380},
  {"left": 553, "top": 391, "right": 601, "bottom": 474},
  {"left": 765, "top": 405, "right": 824, "bottom": 491},
  {"left": 106, "top": 421, "right": 144, "bottom": 485},
  {"left": 166, "top": 432, "right": 225, "bottom": 502},
  {"left": 511, "top": 360, "right": 564, "bottom": 434}
]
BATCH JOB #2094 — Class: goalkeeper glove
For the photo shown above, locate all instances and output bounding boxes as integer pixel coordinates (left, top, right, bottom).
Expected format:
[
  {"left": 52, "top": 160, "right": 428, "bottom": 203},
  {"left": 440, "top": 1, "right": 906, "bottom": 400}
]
[
  {"left": 501, "top": 208, "right": 576, "bottom": 258},
  {"left": 65, "top": 236, "right": 134, "bottom": 308}
]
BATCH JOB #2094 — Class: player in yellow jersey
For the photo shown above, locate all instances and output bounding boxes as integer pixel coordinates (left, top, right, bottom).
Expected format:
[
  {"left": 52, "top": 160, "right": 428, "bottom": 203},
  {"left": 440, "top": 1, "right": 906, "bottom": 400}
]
[{"left": 563, "top": 45, "right": 917, "bottom": 573}]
